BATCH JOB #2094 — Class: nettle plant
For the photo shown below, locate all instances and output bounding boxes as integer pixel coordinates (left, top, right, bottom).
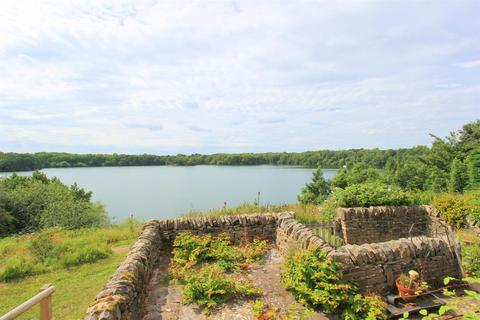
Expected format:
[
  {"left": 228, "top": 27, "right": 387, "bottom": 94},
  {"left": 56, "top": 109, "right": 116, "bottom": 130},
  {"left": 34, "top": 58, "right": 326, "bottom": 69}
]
[
  {"left": 169, "top": 231, "right": 267, "bottom": 313},
  {"left": 281, "top": 248, "right": 387, "bottom": 320}
]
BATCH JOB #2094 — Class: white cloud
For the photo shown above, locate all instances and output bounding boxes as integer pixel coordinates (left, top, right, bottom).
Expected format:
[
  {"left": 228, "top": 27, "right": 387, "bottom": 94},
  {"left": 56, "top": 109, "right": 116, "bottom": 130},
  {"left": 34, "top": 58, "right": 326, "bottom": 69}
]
[
  {"left": 455, "top": 59, "right": 480, "bottom": 68},
  {"left": 0, "top": 0, "right": 479, "bottom": 153}
]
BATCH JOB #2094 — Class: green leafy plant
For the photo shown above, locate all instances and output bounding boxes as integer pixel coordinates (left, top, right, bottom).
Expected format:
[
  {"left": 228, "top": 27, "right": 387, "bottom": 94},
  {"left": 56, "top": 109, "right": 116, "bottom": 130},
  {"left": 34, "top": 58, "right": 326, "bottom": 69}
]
[
  {"left": 298, "top": 167, "right": 331, "bottom": 205},
  {"left": 462, "top": 243, "right": 480, "bottom": 277},
  {"left": 182, "top": 264, "right": 260, "bottom": 313},
  {"left": 182, "top": 264, "right": 237, "bottom": 312},
  {"left": 342, "top": 294, "right": 387, "bottom": 320},
  {"left": 251, "top": 299, "right": 265, "bottom": 318},
  {"left": 331, "top": 183, "right": 414, "bottom": 208},
  {"left": 431, "top": 193, "right": 468, "bottom": 228},
  {"left": 170, "top": 232, "right": 242, "bottom": 279},
  {"left": 281, "top": 247, "right": 387, "bottom": 319},
  {"left": 244, "top": 239, "right": 268, "bottom": 263}
]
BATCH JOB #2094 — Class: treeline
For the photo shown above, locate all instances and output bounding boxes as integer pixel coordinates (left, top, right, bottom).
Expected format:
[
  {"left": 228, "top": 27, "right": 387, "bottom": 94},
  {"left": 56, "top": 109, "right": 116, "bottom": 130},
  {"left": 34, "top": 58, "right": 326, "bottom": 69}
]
[{"left": 0, "top": 148, "right": 429, "bottom": 172}]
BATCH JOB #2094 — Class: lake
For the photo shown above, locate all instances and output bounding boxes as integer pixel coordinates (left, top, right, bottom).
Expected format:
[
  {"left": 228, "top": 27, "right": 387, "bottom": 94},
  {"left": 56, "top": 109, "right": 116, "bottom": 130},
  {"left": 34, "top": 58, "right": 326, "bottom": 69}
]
[{"left": 0, "top": 166, "right": 337, "bottom": 221}]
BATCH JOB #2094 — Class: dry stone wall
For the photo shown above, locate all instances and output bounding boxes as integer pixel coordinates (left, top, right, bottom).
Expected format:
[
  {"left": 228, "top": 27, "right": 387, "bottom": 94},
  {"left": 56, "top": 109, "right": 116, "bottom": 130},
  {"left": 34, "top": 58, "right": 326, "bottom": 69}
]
[
  {"left": 337, "top": 205, "right": 449, "bottom": 245},
  {"left": 156, "top": 213, "right": 284, "bottom": 244},
  {"left": 84, "top": 221, "right": 162, "bottom": 320},
  {"left": 85, "top": 206, "right": 463, "bottom": 319},
  {"left": 338, "top": 206, "right": 427, "bottom": 244},
  {"left": 275, "top": 206, "right": 463, "bottom": 295},
  {"left": 84, "top": 213, "right": 292, "bottom": 320},
  {"left": 329, "top": 236, "right": 462, "bottom": 294}
]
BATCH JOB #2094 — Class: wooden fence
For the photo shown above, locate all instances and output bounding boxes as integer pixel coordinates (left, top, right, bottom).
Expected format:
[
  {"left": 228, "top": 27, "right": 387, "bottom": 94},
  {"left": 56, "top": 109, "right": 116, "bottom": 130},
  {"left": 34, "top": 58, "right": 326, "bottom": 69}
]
[
  {"left": 0, "top": 284, "right": 55, "bottom": 320},
  {"left": 309, "top": 222, "right": 344, "bottom": 248}
]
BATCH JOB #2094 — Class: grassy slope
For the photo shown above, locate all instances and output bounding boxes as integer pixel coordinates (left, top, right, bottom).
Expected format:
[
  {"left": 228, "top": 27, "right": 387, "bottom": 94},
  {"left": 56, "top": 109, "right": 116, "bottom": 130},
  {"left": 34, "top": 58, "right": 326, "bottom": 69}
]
[{"left": 0, "top": 243, "right": 131, "bottom": 320}]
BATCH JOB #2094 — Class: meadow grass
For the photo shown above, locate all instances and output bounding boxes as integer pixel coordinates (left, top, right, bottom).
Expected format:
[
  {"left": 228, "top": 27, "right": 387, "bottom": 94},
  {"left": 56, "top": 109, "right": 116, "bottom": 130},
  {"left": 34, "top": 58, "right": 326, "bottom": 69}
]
[
  {"left": 182, "top": 202, "right": 327, "bottom": 224},
  {"left": 0, "top": 246, "right": 131, "bottom": 319},
  {"left": 0, "top": 222, "right": 140, "bottom": 282},
  {"left": 0, "top": 220, "right": 141, "bottom": 319}
]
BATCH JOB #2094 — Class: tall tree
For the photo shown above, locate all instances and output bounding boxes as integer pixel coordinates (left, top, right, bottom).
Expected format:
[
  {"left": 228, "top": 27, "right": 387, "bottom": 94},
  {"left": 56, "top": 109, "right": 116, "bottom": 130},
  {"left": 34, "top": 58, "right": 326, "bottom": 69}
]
[
  {"left": 298, "top": 168, "right": 331, "bottom": 205},
  {"left": 448, "top": 158, "right": 468, "bottom": 193},
  {"left": 467, "top": 147, "right": 480, "bottom": 188}
]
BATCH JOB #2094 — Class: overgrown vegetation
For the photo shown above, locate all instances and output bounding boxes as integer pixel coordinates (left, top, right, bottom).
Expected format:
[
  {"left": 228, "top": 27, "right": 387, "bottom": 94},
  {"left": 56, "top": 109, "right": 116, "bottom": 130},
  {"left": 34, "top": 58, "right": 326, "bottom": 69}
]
[
  {"left": 281, "top": 248, "right": 387, "bottom": 319},
  {"left": 169, "top": 231, "right": 267, "bottom": 312},
  {"left": 0, "top": 172, "right": 108, "bottom": 237},
  {"left": 462, "top": 244, "right": 480, "bottom": 277},
  {"left": 0, "top": 222, "right": 140, "bottom": 282},
  {"left": 169, "top": 232, "right": 268, "bottom": 313}
]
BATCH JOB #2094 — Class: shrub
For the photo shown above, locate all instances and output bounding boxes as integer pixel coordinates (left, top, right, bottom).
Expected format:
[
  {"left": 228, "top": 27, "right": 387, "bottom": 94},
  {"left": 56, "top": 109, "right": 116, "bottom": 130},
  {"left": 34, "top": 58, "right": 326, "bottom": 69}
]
[
  {"left": 0, "top": 172, "right": 109, "bottom": 236},
  {"left": 281, "top": 248, "right": 387, "bottom": 318},
  {"left": 170, "top": 232, "right": 242, "bottom": 277},
  {"left": 431, "top": 193, "right": 468, "bottom": 228},
  {"left": 463, "top": 244, "right": 480, "bottom": 277},
  {"left": 243, "top": 239, "right": 268, "bottom": 263},
  {"left": 251, "top": 299, "right": 265, "bottom": 318},
  {"left": 208, "top": 233, "right": 242, "bottom": 272},
  {"left": 343, "top": 294, "right": 387, "bottom": 320},
  {"left": 330, "top": 183, "right": 414, "bottom": 208},
  {"left": 281, "top": 248, "right": 356, "bottom": 313},
  {"left": 182, "top": 264, "right": 259, "bottom": 313},
  {"left": 465, "top": 189, "right": 480, "bottom": 224}
]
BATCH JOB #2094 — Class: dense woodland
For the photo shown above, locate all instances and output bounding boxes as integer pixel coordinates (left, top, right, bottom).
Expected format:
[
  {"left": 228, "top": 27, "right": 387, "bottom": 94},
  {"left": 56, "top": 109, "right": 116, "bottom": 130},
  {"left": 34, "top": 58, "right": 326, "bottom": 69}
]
[{"left": 0, "top": 148, "right": 427, "bottom": 172}]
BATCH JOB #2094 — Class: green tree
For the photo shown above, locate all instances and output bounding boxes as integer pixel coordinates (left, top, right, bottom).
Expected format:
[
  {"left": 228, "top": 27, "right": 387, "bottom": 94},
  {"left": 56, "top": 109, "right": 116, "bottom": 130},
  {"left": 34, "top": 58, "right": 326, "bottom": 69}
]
[
  {"left": 448, "top": 158, "right": 468, "bottom": 193},
  {"left": 467, "top": 147, "right": 480, "bottom": 188},
  {"left": 298, "top": 168, "right": 331, "bottom": 204},
  {"left": 331, "top": 168, "right": 348, "bottom": 188}
]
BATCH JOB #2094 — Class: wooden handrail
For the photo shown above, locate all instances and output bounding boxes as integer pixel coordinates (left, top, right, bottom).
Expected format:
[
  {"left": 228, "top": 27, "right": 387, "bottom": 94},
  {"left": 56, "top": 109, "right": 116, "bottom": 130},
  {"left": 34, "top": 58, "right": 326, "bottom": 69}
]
[{"left": 0, "top": 285, "right": 55, "bottom": 320}]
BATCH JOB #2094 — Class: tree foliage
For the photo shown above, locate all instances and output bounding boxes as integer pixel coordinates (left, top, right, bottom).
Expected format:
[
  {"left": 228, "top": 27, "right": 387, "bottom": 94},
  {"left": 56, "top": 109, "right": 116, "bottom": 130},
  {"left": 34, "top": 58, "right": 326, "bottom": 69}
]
[
  {"left": 298, "top": 168, "right": 331, "bottom": 205},
  {"left": 0, "top": 172, "right": 108, "bottom": 237},
  {"left": 0, "top": 148, "right": 428, "bottom": 172}
]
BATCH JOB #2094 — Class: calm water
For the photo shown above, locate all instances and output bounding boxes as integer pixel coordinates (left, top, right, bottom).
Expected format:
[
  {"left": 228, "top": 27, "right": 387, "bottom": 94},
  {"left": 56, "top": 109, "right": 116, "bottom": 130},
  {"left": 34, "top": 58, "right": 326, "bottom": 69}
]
[{"left": 1, "top": 166, "right": 336, "bottom": 221}]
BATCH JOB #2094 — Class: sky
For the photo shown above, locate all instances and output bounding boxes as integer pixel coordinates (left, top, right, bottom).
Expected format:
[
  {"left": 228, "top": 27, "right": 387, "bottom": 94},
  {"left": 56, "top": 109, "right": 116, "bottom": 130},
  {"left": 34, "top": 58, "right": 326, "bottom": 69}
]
[{"left": 0, "top": 0, "right": 479, "bottom": 154}]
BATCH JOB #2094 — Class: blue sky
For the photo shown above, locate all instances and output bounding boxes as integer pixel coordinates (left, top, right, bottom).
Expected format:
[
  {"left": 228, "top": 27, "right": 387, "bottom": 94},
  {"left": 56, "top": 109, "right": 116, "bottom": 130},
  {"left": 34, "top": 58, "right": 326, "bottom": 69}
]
[{"left": 0, "top": 0, "right": 479, "bottom": 154}]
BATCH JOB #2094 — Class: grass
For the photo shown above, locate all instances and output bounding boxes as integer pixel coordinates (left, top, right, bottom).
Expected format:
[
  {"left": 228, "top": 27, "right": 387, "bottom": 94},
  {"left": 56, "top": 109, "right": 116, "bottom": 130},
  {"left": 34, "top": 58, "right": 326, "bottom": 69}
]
[
  {"left": 0, "top": 220, "right": 141, "bottom": 282},
  {"left": 0, "top": 244, "right": 131, "bottom": 319},
  {"left": 182, "top": 202, "right": 328, "bottom": 224},
  {"left": 0, "top": 220, "right": 141, "bottom": 319}
]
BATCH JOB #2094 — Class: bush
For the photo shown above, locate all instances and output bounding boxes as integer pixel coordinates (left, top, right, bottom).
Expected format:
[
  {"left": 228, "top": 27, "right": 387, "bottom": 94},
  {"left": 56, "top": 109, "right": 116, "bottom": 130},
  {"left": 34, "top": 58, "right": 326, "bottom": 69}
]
[
  {"left": 331, "top": 183, "right": 414, "bottom": 208},
  {"left": 281, "top": 248, "right": 387, "bottom": 318},
  {"left": 343, "top": 294, "right": 387, "bottom": 320},
  {"left": 465, "top": 189, "right": 480, "bottom": 224},
  {"left": 463, "top": 244, "right": 480, "bottom": 277},
  {"left": 431, "top": 193, "right": 468, "bottom": 228},
  {"left": 0, "top": 172, "right": 109, "bottom": 236},
  {"left": 243, "top": 239, "right": 268, "bottom": 263},
  {"left": 170, "top": 232, "right": 242, "bottom": 278},
  {"left": 281, "top": 248, "right": 356, "bottom": 313},
  {"left": 182, "top": 264, "right": 260, "bottom": 313}
]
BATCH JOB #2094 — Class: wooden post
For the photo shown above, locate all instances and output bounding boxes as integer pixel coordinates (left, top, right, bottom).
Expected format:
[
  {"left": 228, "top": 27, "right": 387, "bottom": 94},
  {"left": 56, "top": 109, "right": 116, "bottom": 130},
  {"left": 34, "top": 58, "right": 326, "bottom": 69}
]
[
  {"left": 40, "top": 284, "right": 53, "bottom": 320},
  {"left": 0, "top": 284, "right": 55, "bottom": 320}
]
